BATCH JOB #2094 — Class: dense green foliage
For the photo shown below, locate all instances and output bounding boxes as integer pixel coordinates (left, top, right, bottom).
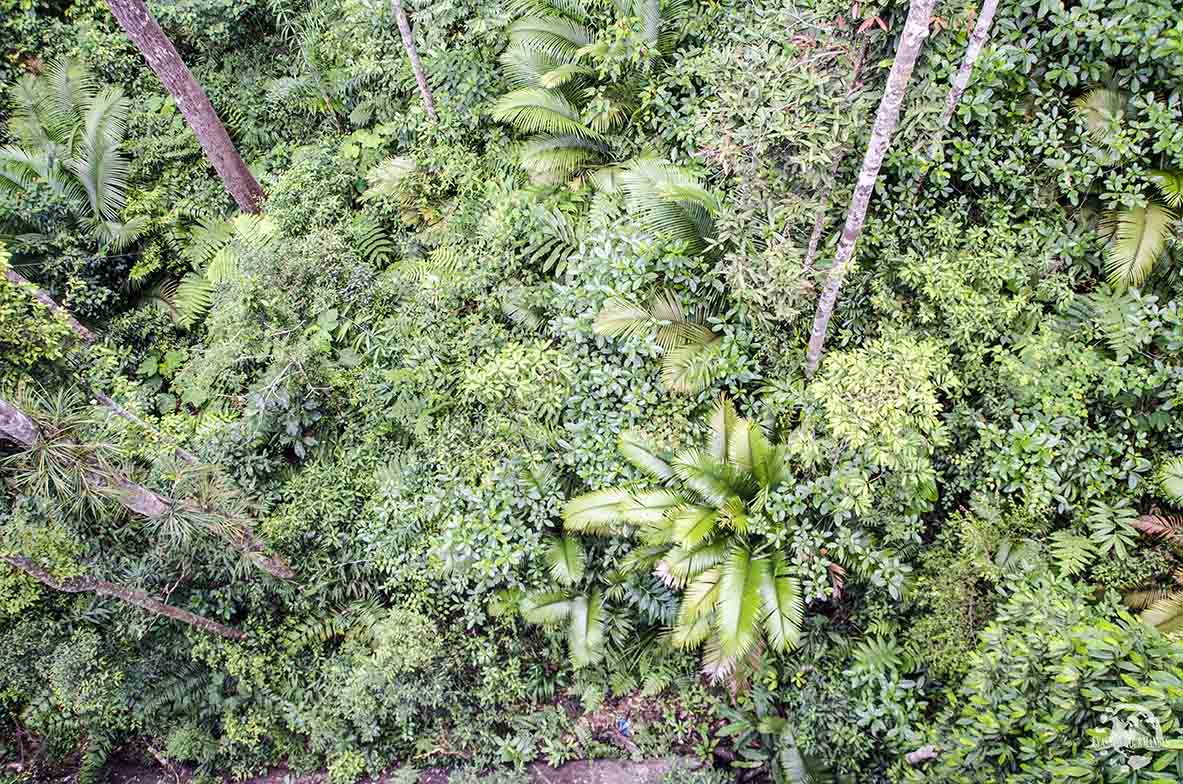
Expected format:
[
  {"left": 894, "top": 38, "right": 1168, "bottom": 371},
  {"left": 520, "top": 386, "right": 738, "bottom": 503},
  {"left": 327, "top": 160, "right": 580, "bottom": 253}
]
[{"left": 3, "top": 0, "right": 1183, "bottom": 782}]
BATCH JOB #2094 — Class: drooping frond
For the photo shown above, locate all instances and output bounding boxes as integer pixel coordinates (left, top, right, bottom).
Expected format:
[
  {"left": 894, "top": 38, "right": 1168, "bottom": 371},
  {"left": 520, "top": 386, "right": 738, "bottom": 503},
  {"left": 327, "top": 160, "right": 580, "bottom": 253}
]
[
  {"left": 759, "top": 551, "right": 803, "bottom": 652},
  {"left": 1100, "top": 202, "right": 1178, "bottom": 289},
  {"left": 520, "top": 590, "right": 573, "bottom": 625},
  {"left": 1150, "top": 169, "right": 1183, "bottom": 209},
  {"left": 618, "top": 429, "right": 674, "bottom": 481},
  {"left": 1141, "top": 594, "right": 1183, "bottom": 635},
  {"left": 617, "top": 489, "right": 683, "bottom": 527},
  {"left": 503, "top": 0, "right": 593, "bottom": 23},
  {"left": 508, "top": 16, "right": 594, "bottom": 63},
  {"left": 715, "top": 544, "right": 767, "bottom": 662},
  {"left": 672, "top": 447, "right": 749, "bottom": 507},
  {"left": 492, "top": 88, "right": 602, "bottom": 140},
  {"left": 567, "top": 590, "right": 606, "bottom": 667},
  {"left": 500, "top": 46, "right": 570, "bottom": 90},
  {"left": 671, "top": 505, "right": 719, "bottom": 548},
  {"left": 678, "top": 567, "right": 720, "bottom": 627},
  {"left": 593, "top": 288, "right": 715, "bottom": 350},
  {"left": 520, "top": 134, "right": 609, "bottom": 181},
  {"left": 619, "top": 159, "right": 719, "bottom": 253},
  {"left": 68, "top": 88, "right": 130, "bottom": 222},
  {"left": 546, "top": 535, "right": 587, "bottom": 586},
  {"left": 42, "top": 57, "right": 96, "bottom": 135},
  {"left": 657, "top": 539, "right": 728, "bottom": 588},
  {"left": 563, "top": 487, "right": 634, "bottom": 533}
]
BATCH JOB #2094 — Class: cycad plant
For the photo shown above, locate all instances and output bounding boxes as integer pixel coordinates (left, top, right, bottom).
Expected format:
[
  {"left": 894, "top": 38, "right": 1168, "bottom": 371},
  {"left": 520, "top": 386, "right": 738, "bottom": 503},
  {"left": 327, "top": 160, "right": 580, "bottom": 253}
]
[
  {"left": 560, "top": 396, "right": 806, "bottom": 680},
  {"left": 0, "top": 59, "right": 144, "bottom": 250},
  {"left": 492, "top": 0, "right": 689, "bottom": 181}
]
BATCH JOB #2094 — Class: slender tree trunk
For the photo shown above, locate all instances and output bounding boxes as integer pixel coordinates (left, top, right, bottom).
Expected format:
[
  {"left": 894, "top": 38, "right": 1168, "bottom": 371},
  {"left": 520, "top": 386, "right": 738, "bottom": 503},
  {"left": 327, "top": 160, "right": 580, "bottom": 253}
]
[
  {"left": 803, "top": 0, "right": 938, "bottom": 377},
  {"left": 4, "top": 267, "right": 198, "bottom": 465},
  {"left": 392, "top": 0, "right": 439, "bottom": 122},
  {"left": 104, "top": 0, "right": 265, "bottom": 212},
  {"left": 0, "top": 398, "right": 294, "bottom": 580},
  {"left": 912, "top": 0, "right": 999, "bottom": 194},
  {"left": 801, "top": 42, "right": 868, "bottom": 279},
  {"left": 1, "top": 556, "right": 246, "bottom": 640}
]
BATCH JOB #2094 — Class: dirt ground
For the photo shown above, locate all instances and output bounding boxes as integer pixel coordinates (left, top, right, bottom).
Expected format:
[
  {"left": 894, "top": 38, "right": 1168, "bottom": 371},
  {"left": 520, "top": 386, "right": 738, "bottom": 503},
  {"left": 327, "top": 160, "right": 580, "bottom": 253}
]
[{"left": 97, "top": 756, "right": 697, "bottom": 784}]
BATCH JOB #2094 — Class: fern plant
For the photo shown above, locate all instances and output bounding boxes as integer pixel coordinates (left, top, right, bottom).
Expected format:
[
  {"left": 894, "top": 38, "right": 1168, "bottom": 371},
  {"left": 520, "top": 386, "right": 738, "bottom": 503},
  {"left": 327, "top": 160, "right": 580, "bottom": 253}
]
[
  {"left": 561, "top": 396, "right": 808, "bottom": 681},
  {"left": 0, "top": 58, "right": 145, "bottom": 250}
]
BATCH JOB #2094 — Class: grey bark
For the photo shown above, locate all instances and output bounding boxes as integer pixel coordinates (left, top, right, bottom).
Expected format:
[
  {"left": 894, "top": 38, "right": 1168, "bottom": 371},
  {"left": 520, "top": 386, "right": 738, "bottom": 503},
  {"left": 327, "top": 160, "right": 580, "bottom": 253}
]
[
  {"left": 0, "top": 397, "right": 294, "bottom": 580},
  {"left": 803, "top": 0, "right": 938, "bottom": 377},
  {"left": 912, "top": 0, "right": 1000, "bottom": 194},
  {"left": 105, "top": 0, "right": 265, "bottom": 212},
  {"left": 392, "top": 0, "right": 439, "bottom": 122},
  {"left": 2, "top": 555, "right": 247, "bottom": 640}
]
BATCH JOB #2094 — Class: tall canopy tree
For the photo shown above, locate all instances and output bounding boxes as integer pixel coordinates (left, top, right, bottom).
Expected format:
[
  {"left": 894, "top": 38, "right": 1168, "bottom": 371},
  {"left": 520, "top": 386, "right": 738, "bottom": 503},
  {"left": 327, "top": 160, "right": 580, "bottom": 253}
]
[
  {"left": 804, "top": 0, "right": 939, "bottom": 377},
  {"left": 104, "top": 0, "right": 265, "bottom": 212}
]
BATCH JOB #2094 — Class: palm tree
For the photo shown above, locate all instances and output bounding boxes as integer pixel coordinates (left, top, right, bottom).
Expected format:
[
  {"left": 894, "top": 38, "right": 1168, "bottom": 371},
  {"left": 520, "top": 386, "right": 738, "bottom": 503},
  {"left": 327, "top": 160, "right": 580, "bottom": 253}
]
[
  {"left": 492, "top": 0, "right": 689, "bottom": 181},
  {"left": 1125, "top": 514, "right": 1183, "bottom": 634},
  {"left": 804, "top": 0, "right": 939, "bottom": 377},
  {"left": 391, "top": 0, "right": 438, "bottom": 121},
  {"left": 560, "top": 396, "right": 806, "bottom": 680},
  {"left": 104, "top": 0, "right": 265, "bottom": 212},
  {"left": 0, "top": 59, "right": 145, "bottom": 250}
]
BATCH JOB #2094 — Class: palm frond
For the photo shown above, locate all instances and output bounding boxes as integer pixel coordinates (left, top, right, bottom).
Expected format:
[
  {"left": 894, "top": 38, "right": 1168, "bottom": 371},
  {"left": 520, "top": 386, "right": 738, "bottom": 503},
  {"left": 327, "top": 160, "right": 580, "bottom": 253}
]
[
  {"left": 671, "top": 505, "right": 719, "bottom": 548},
  {"left": 508, "top": 16, "right": 594, "bottom": 63},
  {"left": 1100, "top": 202, "right": 1178, "bottom": 289},
  {"left": 617, "top": 489, "right": 684, "bottom": 526},
  {"left": 1073, "top": 86, "right": 1124, "bottom": 141},
  {"left": 593, "top": 288, "right": 715, "bottom": 350},
  {"left": 68, "top": 87, "right": 130, "bottom": 222},
  {"left": 361, "top": 156, "right": 417, "bottom": 203},
  {"left": 567, "top": 590, "right": 606, "bottom": 667},
  {"left": 1157, "top": 456, "right": 1183, "bottom": 505},
  {"left": 619, "top": 159, "right": 718, "bottom": 254},
  {"left": 759, "top": 551, "right": 803, "bottom": 652},
  {"left": 657, "top": 539, "right": 728, "bottom": 588},
  {"left": 708, "top": 395, "right": 743, "bottom": 464},
  {"left": 1150, "top": 169, "right": 1183, "bottom": 208},
  {"left": 1141, "top": 593, "right": 1183, "bottom": 634},
  {"left": 521, "top": 590, "right": 573, "bottom": 625},
  {"left": 1133, "top": 514, "right": 1183, "bottom": 548},
  {"left": 492, "top": 88, "right": 602, "bottom": 140},
  {"left": 564, "top": 487, "right": 634, "bottom": 534},
  {"left": 618, "top": 429, "right": 674, "bottom": 481},
  {"left": 520, "top": 134, "right": 609, "bottom": 181},
  {"left": 504, "top": 0, "right": 593, "bottom": 22},
  {"left": 715, "top": 544, "right": 766, "bottom": 662},
  {"left": 546, "top": 535, "right": 587, "bottom": 586}
]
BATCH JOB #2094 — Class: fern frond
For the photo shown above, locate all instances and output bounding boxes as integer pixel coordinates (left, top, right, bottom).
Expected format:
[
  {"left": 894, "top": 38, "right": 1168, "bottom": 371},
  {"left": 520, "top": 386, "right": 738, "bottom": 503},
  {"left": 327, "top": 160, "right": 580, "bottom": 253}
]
[
  {"left": 1049, "top": 530, "right": 1095, "bottom": 577},
  {"left": 174, "top": 272, "right": 213, "bottom": 329}
]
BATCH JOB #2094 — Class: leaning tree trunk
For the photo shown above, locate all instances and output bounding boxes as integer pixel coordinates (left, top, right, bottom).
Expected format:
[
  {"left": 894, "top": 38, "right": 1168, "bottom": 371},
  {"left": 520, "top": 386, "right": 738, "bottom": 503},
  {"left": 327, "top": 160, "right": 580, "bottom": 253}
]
[
  {"left": 912, "top": 0, "right": 999, "bottom": 194},
  {"left": 5, "top": 266, "right": 197, "bottom": 465},
  {"left": 392, "top": 0, "right": 439, "bottom": 122},
  {"left": 803, "top": 0, "right": 938, "bottom": 377},
  {"left": 105, "top": 0, "right": 265, "bottom": 212},
  {"left": 2, "top": 556, "right": 246, "bottom": 640},
  {"left": 0, "top": 397, "right": 293, "bottom": 579}
]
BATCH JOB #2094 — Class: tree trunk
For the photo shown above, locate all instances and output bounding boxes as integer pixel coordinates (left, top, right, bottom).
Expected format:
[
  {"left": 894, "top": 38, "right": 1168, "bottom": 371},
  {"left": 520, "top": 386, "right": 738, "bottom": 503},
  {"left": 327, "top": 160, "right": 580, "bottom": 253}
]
[
  {"left": 803, "top": 0, "right": 938, "bottom": 378},
  {"left": 392, "top": 0, "right": 439, "bottom": 122},
  {"left": 4, "top": 266, "right": 198, "bottom": 465},
  {"left": 104, "top": 0, "right": 265, "bottom": 212},
  {"left": 0, "top": 397, "right": 294, "bottom": 580},
  {"left": 801, "top": 41, "right": 868, "bottom": 279},
  {"left": 912, "top": 0, "right": 999, "bottom": 194},
  {"left": 1, "top": 556, "right": 246, "bottom": 640}
]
